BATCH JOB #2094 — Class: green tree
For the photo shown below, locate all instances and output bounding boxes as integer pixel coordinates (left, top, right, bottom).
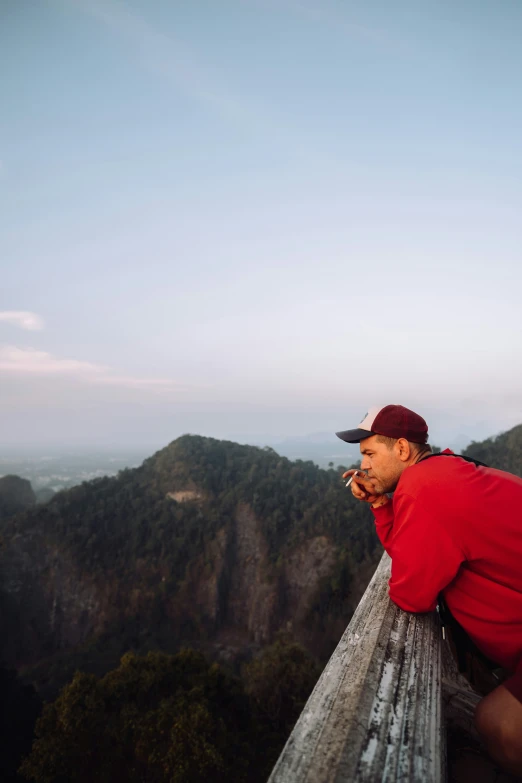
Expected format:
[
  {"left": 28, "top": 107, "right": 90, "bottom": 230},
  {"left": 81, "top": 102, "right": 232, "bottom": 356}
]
[
  {"left": 0, "top": 666, "right": 41, "bottom": 782},
  {"left": 20, "top": 650, "right": 252, "bottom": 783},
  {"left": 463, "top": 425, "right": 522, "bottom": 475},
  {"left": 243, "top": 638, "right": 320, "bottom": 776}
]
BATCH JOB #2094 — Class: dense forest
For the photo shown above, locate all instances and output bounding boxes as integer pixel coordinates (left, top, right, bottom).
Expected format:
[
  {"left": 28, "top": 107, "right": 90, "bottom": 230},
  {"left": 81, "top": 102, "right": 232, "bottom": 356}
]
[
  {"left": 0, "top": 435, "right": 381, "bottom": 698},
  {"left": 0, "top": 434, "right": 379, "bottom": 781},
  {"left": 17, "top": 641, "right": 322, "bottom": 783},
  {"left": 1, "top": 425, "right": 521, "bottom": 781}
]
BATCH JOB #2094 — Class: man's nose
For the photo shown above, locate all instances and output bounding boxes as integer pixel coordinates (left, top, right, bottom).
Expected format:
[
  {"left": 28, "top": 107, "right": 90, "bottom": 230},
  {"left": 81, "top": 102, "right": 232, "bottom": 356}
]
[{"left": 360, "top": 456, "right": 370, "bottom": 471}]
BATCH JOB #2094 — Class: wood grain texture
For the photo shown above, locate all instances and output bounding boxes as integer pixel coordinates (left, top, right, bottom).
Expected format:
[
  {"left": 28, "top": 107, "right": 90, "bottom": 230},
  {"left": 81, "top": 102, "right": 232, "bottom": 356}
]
[{"left": 268, "top": 552, "right": 445, "bottom": 782}]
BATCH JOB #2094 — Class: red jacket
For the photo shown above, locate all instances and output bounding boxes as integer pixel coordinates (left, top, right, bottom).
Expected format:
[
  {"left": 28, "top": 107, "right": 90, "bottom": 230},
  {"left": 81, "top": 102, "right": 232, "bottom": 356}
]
[{"left": 372, "top": 450, "right": 522, "bottom": 673}]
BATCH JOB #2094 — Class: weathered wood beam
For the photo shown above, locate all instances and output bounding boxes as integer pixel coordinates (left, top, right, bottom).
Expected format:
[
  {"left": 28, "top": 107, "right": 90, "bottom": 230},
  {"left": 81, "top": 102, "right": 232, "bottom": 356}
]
[{"left": 268, "top": 552, "right": 445, "bottom": 782}]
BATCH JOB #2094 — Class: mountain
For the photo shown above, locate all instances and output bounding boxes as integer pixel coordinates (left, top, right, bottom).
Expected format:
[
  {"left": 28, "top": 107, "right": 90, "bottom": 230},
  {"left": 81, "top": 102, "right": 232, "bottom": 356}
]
[
  {"left": 0, "top": 435, "right": 379, "bottom": 698},
  {"left": 463, "top": 424, "right": 522, "bottom": 475},
  {"left": 0, "top": 475, "right": 35, "bottom": 523},
  {"left": 3, "top": 425, "right": 522, "bottom": 782}
]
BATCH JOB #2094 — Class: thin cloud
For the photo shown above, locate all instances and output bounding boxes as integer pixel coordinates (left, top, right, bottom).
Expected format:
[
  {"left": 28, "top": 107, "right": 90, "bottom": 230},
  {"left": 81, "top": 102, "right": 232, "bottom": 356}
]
[
  {"left": 0, "top": 345, "right": 181, "bottom": 392},
  {"left": 284, "top": 0, "right": 390, "bottom": 45},
  {"left": 242, "top": 0, "right": 392, "bottom": 45},
  {"left": 59, "top": 0, "right": 324, "bottom": 163},
  {"left": 0, "top": 346, "right": 105, "bottom": 375},
  {"left": 63, "top": 0, "right": 261, "bottom": 127},
  {"left": 59, "top": 0, "right": 398, "bottom": 166},
  {"left": 0, "top": 311, "right": 45, "bottom": 331},
  {"left": 93, "top": 375, "right": 179, "bottom": 390}
]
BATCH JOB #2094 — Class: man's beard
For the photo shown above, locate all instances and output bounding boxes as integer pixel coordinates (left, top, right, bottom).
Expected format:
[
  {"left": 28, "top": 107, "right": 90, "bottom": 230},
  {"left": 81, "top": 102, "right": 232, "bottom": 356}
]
[{"left": 371, "top": 475, "right": 397, "bottom": 495}]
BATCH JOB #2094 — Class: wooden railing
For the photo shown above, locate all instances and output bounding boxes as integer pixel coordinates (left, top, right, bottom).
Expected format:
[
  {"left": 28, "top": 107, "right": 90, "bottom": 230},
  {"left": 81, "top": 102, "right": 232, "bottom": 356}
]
[{"left": 268, "top": 552, "right": 449, "bottom": 782}]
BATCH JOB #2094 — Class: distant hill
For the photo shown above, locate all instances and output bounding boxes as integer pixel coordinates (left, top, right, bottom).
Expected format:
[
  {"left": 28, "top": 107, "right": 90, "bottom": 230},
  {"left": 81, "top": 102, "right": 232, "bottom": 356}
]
[
  {"left": 0, "top": 475, "right": 35, "bottom": 523},
  {"left": 0, "top": 435, "right": 379, "bottom": 698},
  {"left": 463, "top": 423, "right": 522, "bottom": 476}
]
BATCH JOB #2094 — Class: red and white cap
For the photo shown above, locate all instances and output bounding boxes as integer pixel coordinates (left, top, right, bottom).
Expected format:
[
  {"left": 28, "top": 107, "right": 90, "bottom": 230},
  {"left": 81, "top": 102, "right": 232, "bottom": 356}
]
[{"left": 336, "top": 404, "right": 429, "bottom": 444}]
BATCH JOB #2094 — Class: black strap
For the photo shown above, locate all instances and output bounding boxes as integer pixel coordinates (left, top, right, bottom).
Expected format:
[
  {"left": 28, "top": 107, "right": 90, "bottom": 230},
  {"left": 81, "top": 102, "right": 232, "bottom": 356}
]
[{"left": 422, "top": 451, "right": 489, "bottom": 468}]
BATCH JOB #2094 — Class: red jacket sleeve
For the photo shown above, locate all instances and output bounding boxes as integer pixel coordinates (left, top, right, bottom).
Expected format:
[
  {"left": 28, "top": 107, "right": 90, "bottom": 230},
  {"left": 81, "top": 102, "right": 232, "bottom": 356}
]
[
  {"left": 375, "top": 491, "right": 465, "bottom": 613},
  {"left": 372, "top": 502, "right": 395, "bottom": 554}
]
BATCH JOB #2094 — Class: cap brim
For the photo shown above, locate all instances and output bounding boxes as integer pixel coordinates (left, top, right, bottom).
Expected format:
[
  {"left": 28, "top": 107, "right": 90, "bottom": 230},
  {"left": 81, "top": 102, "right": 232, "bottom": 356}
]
[{"left": 335, "top": 428, "right": 375, "bottom": 444}]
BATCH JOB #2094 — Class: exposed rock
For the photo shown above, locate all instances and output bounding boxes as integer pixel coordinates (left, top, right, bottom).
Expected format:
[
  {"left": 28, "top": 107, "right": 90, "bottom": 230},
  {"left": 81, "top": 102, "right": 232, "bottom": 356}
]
[
  {"left": 0, "top": 531, "right": 110, "bottom": 666},
  {"left": 188, "top": 526, "right": 230, "bottom": 629},
  {"left": 283, "top": 536, "right": 337, "bottom": 624},
  {"left": 166, "top": 490, "right": 203, "bottom": 502},
  {"left": 225, "top": 503, "right": 277, "bottom": 643}
]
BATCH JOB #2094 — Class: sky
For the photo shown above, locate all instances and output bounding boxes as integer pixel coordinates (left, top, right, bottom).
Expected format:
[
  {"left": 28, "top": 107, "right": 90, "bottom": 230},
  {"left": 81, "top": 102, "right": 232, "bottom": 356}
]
[{"left": 1, "top": 0, "right": 522, "bottom": 452}]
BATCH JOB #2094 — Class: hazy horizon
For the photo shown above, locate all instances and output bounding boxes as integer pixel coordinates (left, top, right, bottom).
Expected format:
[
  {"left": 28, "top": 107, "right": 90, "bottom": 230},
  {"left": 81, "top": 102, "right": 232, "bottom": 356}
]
[
  {"left": 2, "top": 0, "right": 522, "bottom": 453},
  {"left": 0, "top": 414, "right": 512, "bottom": 458}
]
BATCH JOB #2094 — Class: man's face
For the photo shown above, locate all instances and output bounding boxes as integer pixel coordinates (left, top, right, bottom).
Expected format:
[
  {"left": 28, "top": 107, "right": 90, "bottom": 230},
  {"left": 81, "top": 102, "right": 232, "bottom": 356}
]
[{"left": 359, "top": 435, "right": 404, "bottom": 494}]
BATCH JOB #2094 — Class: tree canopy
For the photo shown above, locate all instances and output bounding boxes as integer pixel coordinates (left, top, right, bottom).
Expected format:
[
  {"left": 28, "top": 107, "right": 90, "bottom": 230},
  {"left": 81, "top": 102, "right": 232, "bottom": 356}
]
[{"left": 20, "top": 642, "right": 319, "bottom": 783}]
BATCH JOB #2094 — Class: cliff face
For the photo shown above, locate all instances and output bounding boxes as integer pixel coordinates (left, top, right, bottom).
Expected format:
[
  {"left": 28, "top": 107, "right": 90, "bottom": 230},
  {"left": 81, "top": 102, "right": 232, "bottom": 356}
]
[
  {"left": 0, "top": 436, "right": 381, "bottom": 693},
  {"left": 0, "top": 530, "right": 112, "bottom": 666},
  {"left": 0, "top": 501, "right": 377, "bottom": 669},
  {"left": 183, "top": 503, "right": 350, "bottom": 658}
]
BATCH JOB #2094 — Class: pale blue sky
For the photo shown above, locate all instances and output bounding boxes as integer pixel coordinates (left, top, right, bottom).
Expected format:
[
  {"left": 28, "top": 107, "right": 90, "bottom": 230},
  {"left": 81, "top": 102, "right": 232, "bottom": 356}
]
[{"left": 1, "top": 0, "right": 522, "bottom": 450}]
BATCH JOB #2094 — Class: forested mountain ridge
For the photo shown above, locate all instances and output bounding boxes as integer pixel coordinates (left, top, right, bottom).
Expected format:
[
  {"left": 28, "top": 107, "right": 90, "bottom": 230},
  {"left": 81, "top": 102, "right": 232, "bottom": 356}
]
[
  {"left": 3, "top": 424, "right": 520, "bottom": 702},
  {"left": 3, "top": 425, "right": 522, "bottom": 781},
  {"left": 463, "top": 423, "right": 522, "bottom": 475},
  {"left": 0, "top": 435, "right": 379, "bottom": 697}
]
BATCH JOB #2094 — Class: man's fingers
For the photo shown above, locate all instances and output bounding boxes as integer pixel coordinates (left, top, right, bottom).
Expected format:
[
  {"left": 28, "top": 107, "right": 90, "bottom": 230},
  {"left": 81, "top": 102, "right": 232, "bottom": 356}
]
[
  {"left": 341, "top": 470, "right": 381, "bottom": 504},
  {"left": 342, "top": 469, "right": 371, "bottom": 485},
  {"left": 351, "top": 481, "right": 370, "bottom": 501},
  {"left": 352, "top": 475, "right": 375, "bottom": 492},
  {"left": 351, "top": 482, "right": 367, "bottom": 495},
  {"left": 353, "top": 489, "right": 384, "bottom": 505},
  {"left": 342, "top": 469, "right": 360, "bottom": 479}
]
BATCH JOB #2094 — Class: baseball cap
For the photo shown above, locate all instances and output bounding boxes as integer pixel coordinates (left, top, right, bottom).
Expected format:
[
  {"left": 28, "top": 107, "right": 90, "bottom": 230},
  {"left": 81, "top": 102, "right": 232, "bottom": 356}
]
[{"left": 336, "top": 404, "right": 429, "bottom": 444}]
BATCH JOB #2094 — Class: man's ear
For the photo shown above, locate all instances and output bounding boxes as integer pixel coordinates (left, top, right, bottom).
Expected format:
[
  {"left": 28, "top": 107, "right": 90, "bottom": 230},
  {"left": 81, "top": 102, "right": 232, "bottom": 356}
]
[{"left": 395, "top": 438, "right": 412, "bottom": 462}]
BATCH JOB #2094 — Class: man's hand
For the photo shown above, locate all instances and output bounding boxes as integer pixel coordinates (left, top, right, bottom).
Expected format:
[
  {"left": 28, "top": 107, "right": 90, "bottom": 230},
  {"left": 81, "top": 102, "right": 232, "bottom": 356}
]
[{"left": 342, "top": 470, "right": 390, "bottom": 508}]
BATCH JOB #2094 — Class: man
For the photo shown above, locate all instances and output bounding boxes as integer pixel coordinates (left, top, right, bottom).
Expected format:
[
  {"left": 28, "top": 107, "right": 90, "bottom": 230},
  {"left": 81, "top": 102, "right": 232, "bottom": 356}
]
[{"left": 336, "top": 404, "right": 522, "bottom": 777}]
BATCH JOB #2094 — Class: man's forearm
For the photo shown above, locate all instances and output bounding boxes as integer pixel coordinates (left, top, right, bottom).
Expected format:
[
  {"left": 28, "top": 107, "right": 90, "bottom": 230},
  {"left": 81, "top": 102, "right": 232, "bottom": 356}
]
[{"left": 371, "top": 499, "right": 394, "bottom": 554}]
